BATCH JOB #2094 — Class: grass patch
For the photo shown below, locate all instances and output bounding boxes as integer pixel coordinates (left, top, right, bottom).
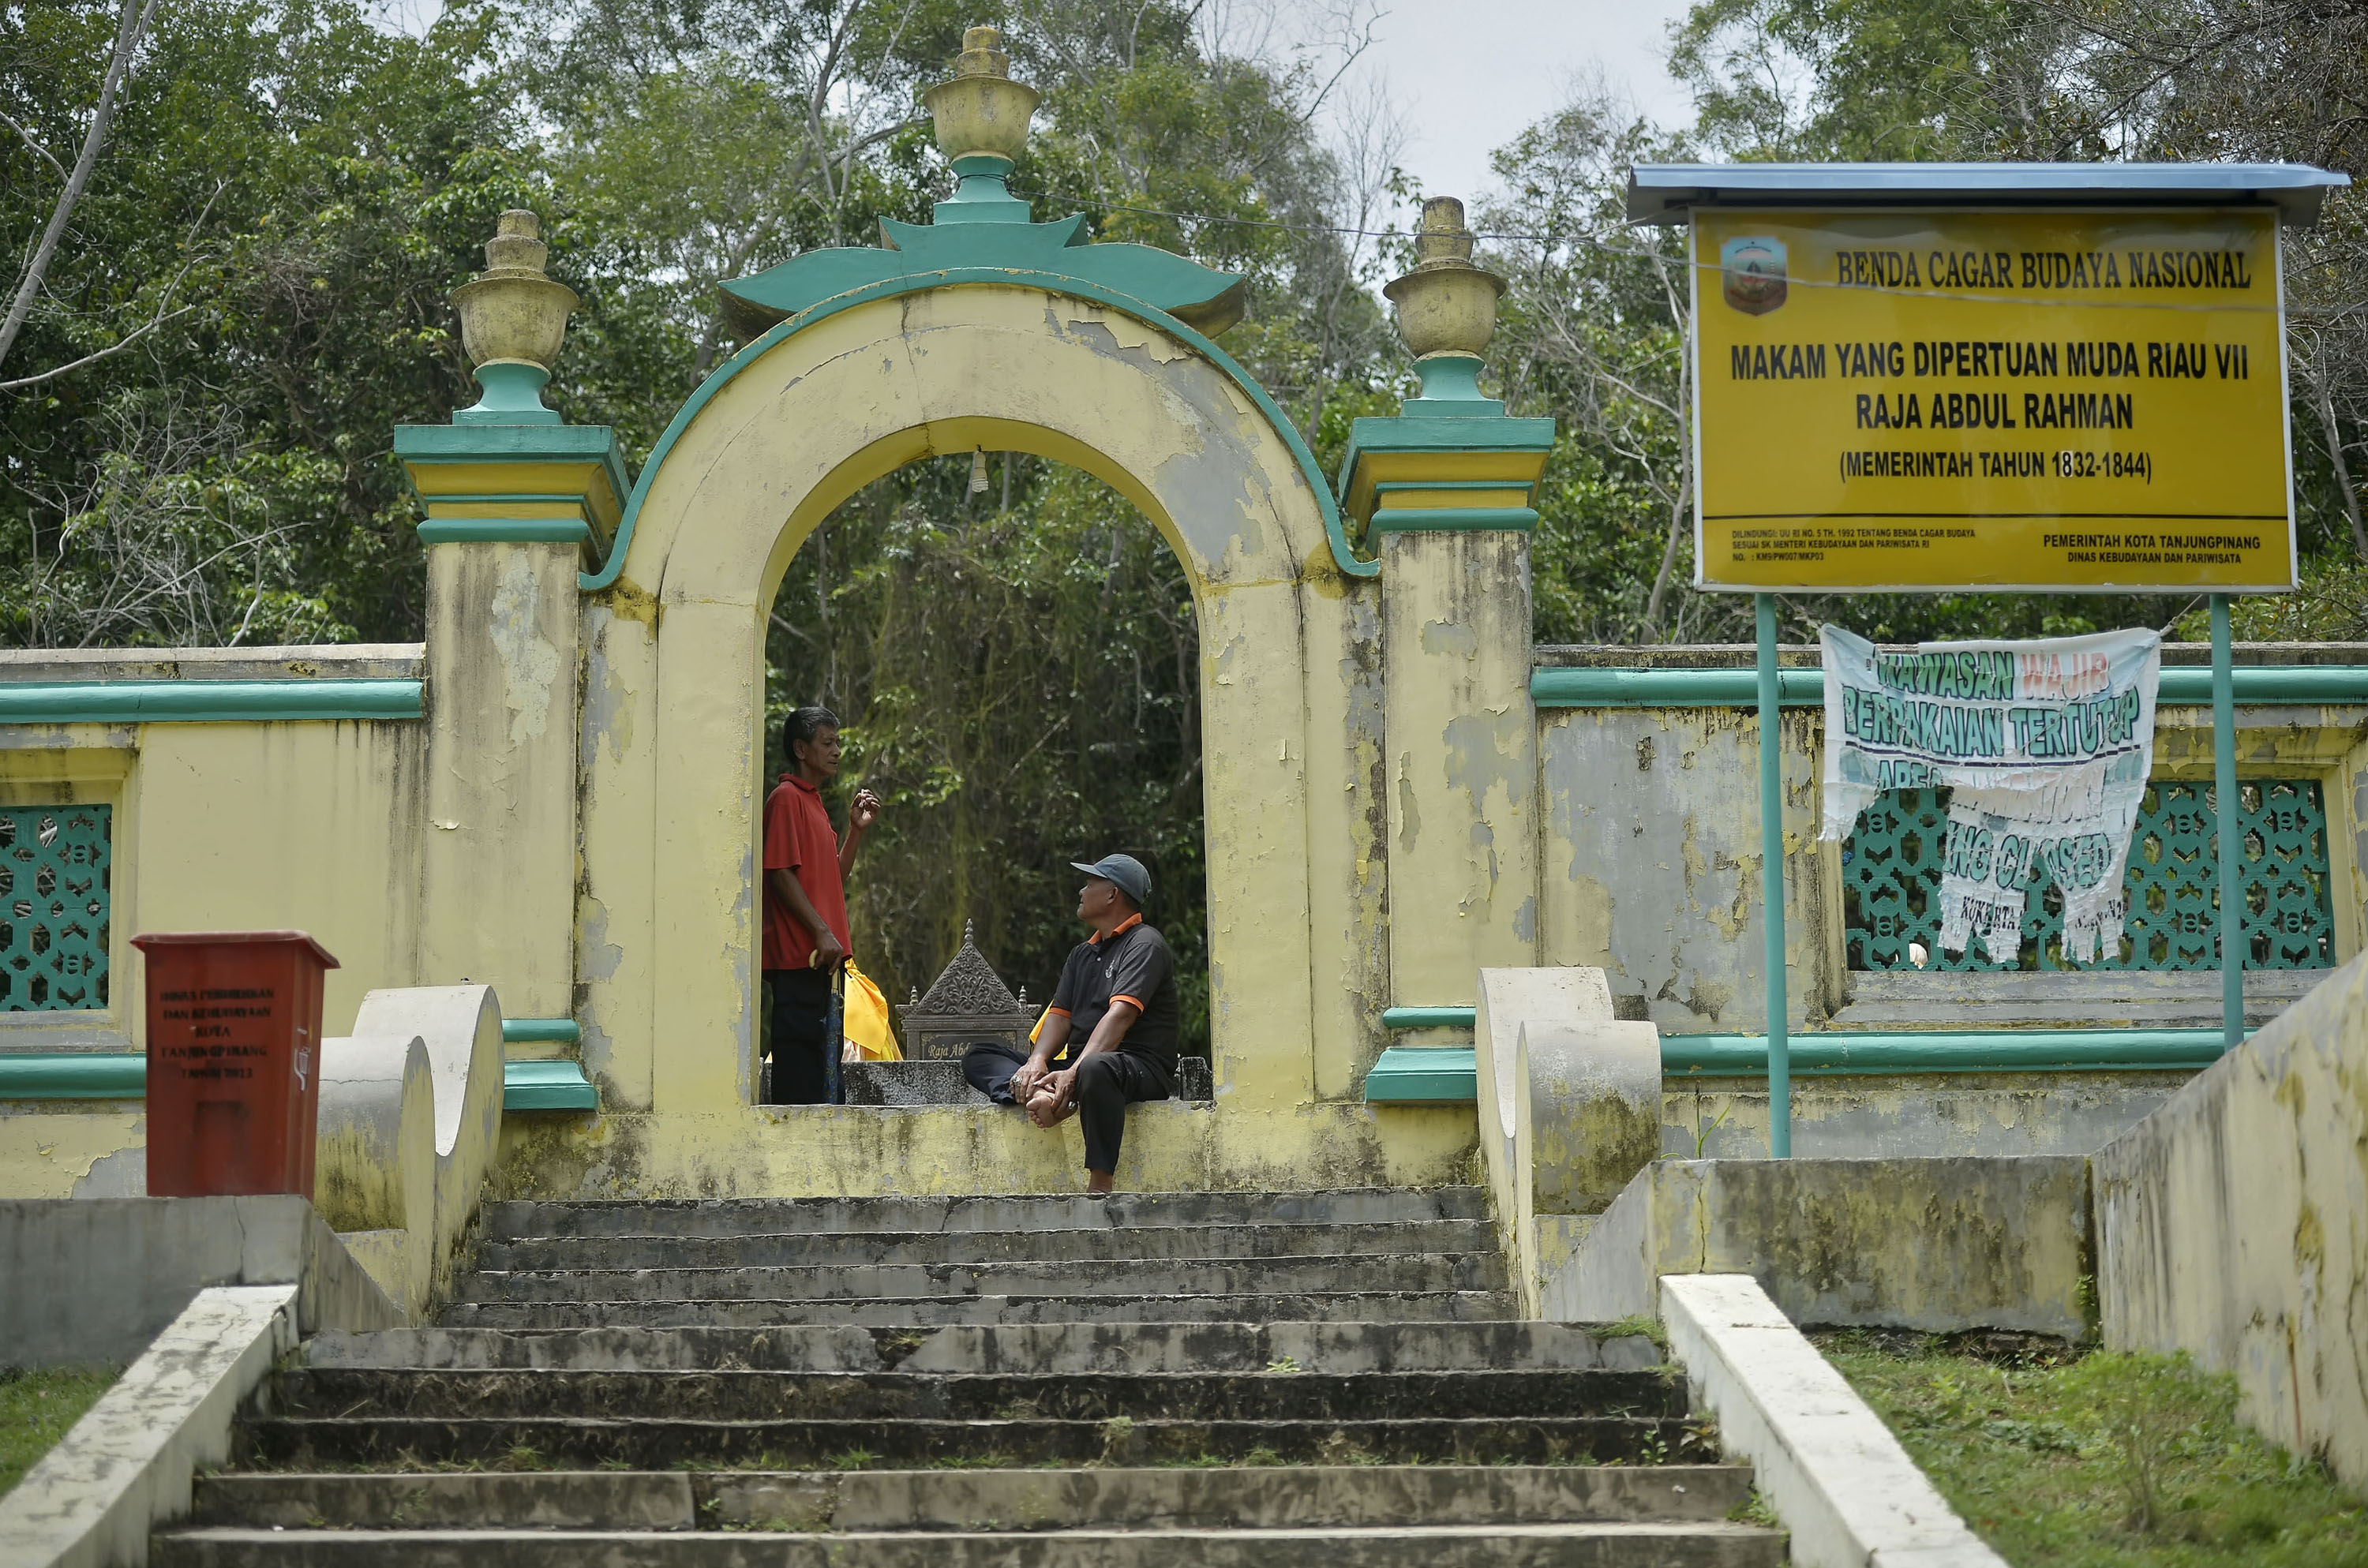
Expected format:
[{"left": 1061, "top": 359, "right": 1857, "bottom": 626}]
[
  {"left": 0, "top": 1364, "right": 120, "bottom": 1497},
  {"left": 1821, "top": 1332, "right": 2368, "bottom": 1566}
]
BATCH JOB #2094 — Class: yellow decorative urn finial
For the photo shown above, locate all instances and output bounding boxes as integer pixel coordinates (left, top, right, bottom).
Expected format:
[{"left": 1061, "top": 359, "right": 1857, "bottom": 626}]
[
  {"left": 1384, "top": 197, "right": 1508, "bottom": 403},
  {"left": 449, "top": 210, "right": 578, "bottom": 424},
  {"left": 925, "top": 25, "right": 1040, "bottom": 164}
]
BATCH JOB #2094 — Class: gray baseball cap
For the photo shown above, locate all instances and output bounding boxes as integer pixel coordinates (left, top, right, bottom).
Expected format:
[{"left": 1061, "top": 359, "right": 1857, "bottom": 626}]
[{"left": 1070, "top": 852, "right": 1151, "bottom": 907}]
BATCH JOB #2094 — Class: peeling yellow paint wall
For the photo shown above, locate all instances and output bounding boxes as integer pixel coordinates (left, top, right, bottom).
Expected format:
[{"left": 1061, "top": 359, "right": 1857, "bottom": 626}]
[
  {"left": 0, "top": 1112, "right": 146, "bottom": 1197},
  {"left": 423, "top": 541, "right": 580, "bottom": 1021},
  {"left": 0, "top": 716, "right": 426, "bottom": 1058},
  {"left": 1381, "top": 533, "right": 1538, "bottom": 1010},
  {"left": 0, "top": 712, "right": 427, "bottom": 1199},
  {"left": 2095, "top": 951, "right": 2368, "bottom": 1490},
  {"left": 557, "top": 283, "right": 1413, "bottom": 1191}
]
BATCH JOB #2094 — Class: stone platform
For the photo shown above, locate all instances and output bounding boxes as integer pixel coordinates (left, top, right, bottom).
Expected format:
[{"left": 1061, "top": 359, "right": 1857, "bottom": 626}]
[{"left": 844, "top": 1055, "right": 1215, "bottom": 1106}]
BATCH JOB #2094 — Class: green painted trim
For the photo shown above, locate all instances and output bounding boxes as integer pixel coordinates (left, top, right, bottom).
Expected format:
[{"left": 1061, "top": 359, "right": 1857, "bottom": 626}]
[
  {"left": 454, "top": 361, "right": 560, "bottom": 425},
  {"left": 1362, "top": 1046, "right": 1478, "bottom": 1104},
  {"left": 501, "top": 1017, "right": 582, "bottom": 1046},
  {"left": 417, "top": 519, "right": 594, "bottom": 546},
  {"left": 1339, "top": 414, "right": 1560, "bottom": 457},
  {"left": 582, "top": 272, "right": 1378, "bottom": 592},
  {"left": 0, "top": 1052, "right": 144, "bottom": 1098},
  {"left": 1335, "top": 414, "right": 1559, "bottom": 515},
  {"left": 417, "top": 492, "right": 597, "bottom": 505},
  {"left": 1358, "top": 1026, "right": 2243, "bottom": 1104},
  {"left": 1662, "top": 1029, "right": 2242, "bottom": 1076},
  {"left": 505, "top": 1057, "right": 599, "bottom": 1111},
  {"left": 1381, "top": 1006, "right": 1478, "bottom": 1030},
  {"left": 0, "top": 680, "right": 423, "bottom": 725},
  {"left": 0, "top": 1050, "right": 601, "bottom": 1111},
  {"left": 392, "top": 425, "right": 634, "bottom": 578},
  {"left": 1529, "top": 664, "right": 2368, "bottom": 709},
  {"left": 1373, "top": 481, "right": 1531, "bottom": 494},
  {"left": 1370, "top": 507, "right": 1538, "bottom": 533}
]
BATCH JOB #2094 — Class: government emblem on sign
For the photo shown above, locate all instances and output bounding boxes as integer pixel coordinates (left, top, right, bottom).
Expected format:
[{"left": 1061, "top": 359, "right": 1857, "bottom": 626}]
[{"left": 1721, "top": 236, "right": 1787, "bottom": 315}]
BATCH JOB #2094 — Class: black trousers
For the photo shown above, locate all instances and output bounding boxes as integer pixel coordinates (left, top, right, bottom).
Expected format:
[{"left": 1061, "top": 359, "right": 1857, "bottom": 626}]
[
  {"left": 963, "top": 1043, "right": 1173, "bottom": 1173},
  {"left": 763, "top": 968, "right": 832, "bottom": 1106}
]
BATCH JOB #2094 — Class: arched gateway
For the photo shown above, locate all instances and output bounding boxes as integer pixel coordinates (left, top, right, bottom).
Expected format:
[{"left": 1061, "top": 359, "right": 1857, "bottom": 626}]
[{"left": 392, "top": 32, "right": 1554, "bottom": 1196}]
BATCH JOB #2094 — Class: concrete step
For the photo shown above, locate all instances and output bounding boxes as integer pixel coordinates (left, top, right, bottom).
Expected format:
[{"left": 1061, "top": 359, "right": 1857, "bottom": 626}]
[
  {"left": 455, "top": 1253, "right": 1505, "bottom": 1304},
  {"left": 265, "top": 1368, "right": 1682, "bottom": 1424},
  {"left": 232, "top": 1413, "right": 1702, "bottom": 1470},
  {"left": 434, "top": 1290, "right": 1519, "bottom": 1330},
  {"left": 474, "top": 1218, "right": 1498, "bottom": 1272},
  {"left": 193, "top": 1464, "right": 1758, "bottom": 1531},
  {"left": 480, "top": 1188, "right": 1491, "bottom": 1241},
  {"left": 155, "top": 1522, "right": 1785, "bottom": 1567},
  {"left": 306, "top": 1321, "right": 1662, "bottom": 1375}
]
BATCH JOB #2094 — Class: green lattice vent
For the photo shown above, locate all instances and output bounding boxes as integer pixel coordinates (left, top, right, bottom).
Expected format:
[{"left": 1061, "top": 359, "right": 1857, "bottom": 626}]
[
  {"left": 1844, "top": 780, "right": 2333, "bottom": 971},
  {"left": 1, "top": 805, "right": 111, "bottom": 1010}
]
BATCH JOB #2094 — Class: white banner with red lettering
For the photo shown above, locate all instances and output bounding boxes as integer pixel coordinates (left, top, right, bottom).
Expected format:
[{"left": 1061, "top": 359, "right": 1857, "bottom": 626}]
[{"left": 1819, "top": 624, "right": 2162, "bottom": 964}]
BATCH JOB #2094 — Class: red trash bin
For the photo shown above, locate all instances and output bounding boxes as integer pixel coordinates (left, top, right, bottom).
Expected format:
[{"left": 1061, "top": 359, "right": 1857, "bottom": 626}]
[{"left": 131, "top": 930, "right": 339, "bottom": 1199}]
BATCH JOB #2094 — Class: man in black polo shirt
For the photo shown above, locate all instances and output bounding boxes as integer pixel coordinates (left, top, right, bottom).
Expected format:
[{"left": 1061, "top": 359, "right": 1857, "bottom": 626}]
[{"left": 962, "top": 853, "right": 1178, "bottom": 1193}]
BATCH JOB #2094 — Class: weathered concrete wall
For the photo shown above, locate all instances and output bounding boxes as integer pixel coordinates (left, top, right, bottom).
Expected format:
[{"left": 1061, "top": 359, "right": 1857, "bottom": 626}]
[
  {"left": 1662, "top": 1073, "right": 2179, "bottom": 1161},
  {"left": 1538, "top": 702, "right": 1827, "bottom": 1032},
  {"left": 0, "top": 1195, "right": 402, "bottom": 1366},
  {"left": 495, "top": 1101, "right": 1479, "bottom": 1199},
  {"left": 1552, "top": 1155, "right": 2093, "bottom": 1340},
  {"left": 1534, "top": 645, "right": 2368, "bottom": 1033},
  {"left": 2095, "top": 951, "right": 2368, "bottom": 1489},
  {"left": 0, "top": 1285, "right": 300, "bottom": 1568}
]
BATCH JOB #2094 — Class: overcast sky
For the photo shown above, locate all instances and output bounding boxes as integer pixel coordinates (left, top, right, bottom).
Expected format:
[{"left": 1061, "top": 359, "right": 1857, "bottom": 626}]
[
  {"left": 365, "top": 0, "right": 1703, "bottom": 211},
  {"left": 1355, "top": 0, "right": 1698, "bottom": 205}
]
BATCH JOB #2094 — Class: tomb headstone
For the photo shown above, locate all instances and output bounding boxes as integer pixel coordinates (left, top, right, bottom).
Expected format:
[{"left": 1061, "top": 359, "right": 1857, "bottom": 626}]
[{"left": 897, "top": 922, "right": 1035, "bottom": 1061}]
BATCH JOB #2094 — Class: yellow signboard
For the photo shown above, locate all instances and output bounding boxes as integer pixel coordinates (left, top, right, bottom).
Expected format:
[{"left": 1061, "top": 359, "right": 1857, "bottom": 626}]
[{"left": 1692, "top": 208, "right": 2293, "bottom": 593}]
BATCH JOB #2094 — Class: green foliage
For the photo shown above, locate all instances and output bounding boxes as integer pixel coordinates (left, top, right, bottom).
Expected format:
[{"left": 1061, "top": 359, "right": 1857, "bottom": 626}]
[
  {"left": 1827, "top": 1335, "right": 2368, "bottom": 1562},
  {"left": 3, "top": 0, "right": 523, "bottom": 645},
  {"left": 0, "top": 1364, "right": 119, "bottom": 1497}
]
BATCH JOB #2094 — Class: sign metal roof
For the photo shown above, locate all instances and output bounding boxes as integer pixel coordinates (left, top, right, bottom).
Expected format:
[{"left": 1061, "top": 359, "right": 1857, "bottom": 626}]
[{"left": 1627, "top": 163, "right": 2350, "bottom": 226}]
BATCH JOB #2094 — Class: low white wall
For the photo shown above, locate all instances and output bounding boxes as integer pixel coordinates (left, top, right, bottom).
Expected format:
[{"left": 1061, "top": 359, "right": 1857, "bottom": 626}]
[
  {"left": 1473, "top": 967, "right": 1660, "bottom": 1313},
  {"left": 0, "top": 1286, "right": 298, "bottom": 1568},
  {"left": 313, "top": 984, "right": 504, "bottom": 1314},
  {"left": 1662, "top": 1274, "right": 2006, "bottom": 1568}
]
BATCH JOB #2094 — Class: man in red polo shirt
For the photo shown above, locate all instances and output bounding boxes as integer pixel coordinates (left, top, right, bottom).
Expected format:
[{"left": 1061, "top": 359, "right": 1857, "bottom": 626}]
[{"left": 762, "top": 706, "right": 882, "bottom": 1104}]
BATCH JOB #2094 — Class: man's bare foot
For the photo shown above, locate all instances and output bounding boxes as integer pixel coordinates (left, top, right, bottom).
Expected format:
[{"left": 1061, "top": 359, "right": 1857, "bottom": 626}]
[
  {"left": 1086, "top": 1169, "right": 1115, "bottom": 1195},
  {"left": 1027, "top": 1084, "right": 1077, "bottom": 1128}
]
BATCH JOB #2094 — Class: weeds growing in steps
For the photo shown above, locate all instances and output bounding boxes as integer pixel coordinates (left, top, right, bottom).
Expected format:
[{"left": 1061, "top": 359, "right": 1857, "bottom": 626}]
[
  {"left": 1594, "top": 1317, "right": 1669, "bottom": 1353},
  {"left": 1823, "top": 1331, "right": 2368, "bottom": 1566}
]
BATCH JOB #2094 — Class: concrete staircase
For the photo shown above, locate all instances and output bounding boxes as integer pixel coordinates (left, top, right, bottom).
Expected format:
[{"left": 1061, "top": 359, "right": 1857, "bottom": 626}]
[{"left": 154, "top": 1187, "right": 1785, "bottom": 1564}]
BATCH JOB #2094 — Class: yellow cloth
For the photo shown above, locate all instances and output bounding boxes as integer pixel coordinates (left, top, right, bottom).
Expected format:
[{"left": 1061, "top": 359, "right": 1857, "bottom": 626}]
[
  {"left": 841, "top": 961, "right": 900, "bottom": 1061},
  {"left": 1029, "top": 1006, "right": 1051, "bottom": 1046}
]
